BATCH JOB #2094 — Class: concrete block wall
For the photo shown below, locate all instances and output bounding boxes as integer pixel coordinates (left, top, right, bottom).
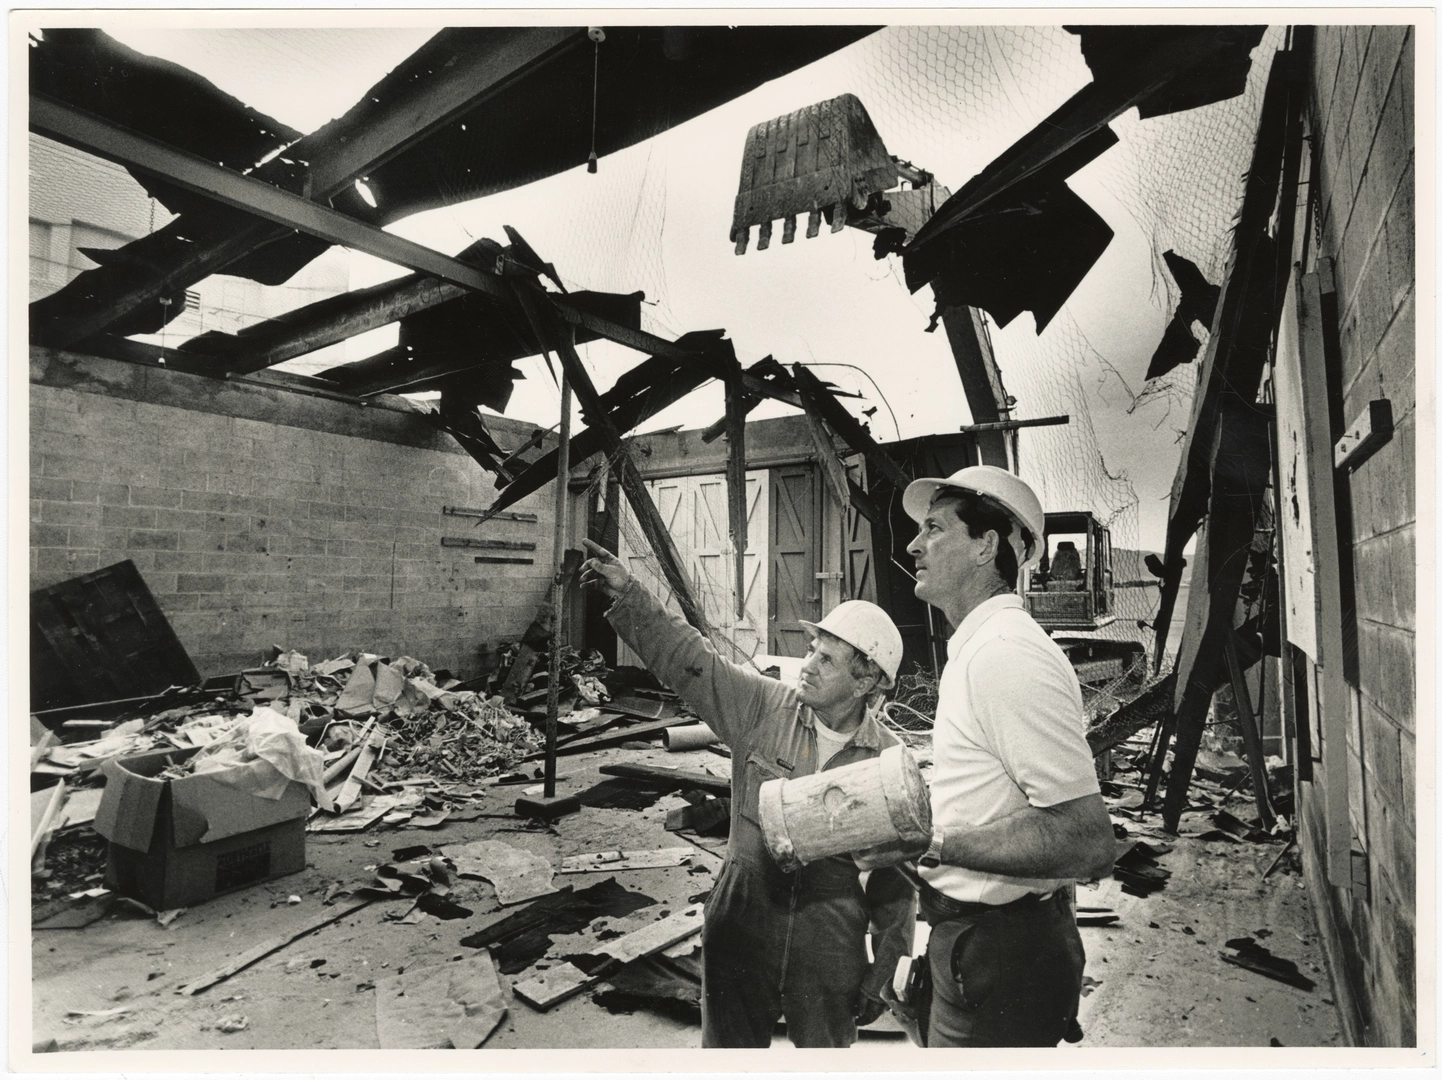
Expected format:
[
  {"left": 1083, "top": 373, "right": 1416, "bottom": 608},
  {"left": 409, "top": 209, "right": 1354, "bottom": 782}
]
[
  {"left": 1302, "top": 25, "right": 1415, "bottom": 1046},
  {"left": 30, "top": 347, "right": 557, "bottom": 680}
]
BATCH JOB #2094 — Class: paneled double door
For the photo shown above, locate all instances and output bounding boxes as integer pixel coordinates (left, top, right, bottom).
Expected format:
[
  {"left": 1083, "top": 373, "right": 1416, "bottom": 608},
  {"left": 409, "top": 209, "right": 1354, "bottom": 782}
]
[
  {"left": 618, "top": 470, "right": 769, "bottom": 663},
  {"left": 617, "top": 464, "right": 870, "bottom": 664}
]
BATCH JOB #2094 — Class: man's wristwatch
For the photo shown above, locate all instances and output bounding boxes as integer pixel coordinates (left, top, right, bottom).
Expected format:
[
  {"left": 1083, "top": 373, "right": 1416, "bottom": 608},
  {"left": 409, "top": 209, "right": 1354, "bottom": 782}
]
[{"left": 919, "top": 828, "right": 945, "bottom": 868}]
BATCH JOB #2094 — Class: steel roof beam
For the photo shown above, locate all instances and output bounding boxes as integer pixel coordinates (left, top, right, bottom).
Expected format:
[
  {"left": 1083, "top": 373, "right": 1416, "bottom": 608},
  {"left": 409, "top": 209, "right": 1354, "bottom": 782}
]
[{"left": 33, "top": 27, "right": 585, "bottom": 348}]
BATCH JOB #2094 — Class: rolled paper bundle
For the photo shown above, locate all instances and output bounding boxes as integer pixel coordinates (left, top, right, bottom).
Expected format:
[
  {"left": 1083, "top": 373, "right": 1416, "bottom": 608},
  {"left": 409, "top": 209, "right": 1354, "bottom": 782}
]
[
  {"left": 662, "top": 723, "right": 720, "bottom": 752},
  {"left": 758, "top": 743, "right": 931, "bottom": 872}
]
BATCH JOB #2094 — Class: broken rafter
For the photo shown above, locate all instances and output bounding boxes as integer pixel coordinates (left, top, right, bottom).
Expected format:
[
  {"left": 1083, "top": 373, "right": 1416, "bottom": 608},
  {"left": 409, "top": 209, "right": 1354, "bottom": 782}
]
[
  {"left": 791, "top": 364, "right": 910, "bottom": 490},
  {"left": 512, "top": 284, "right": 714, "bottom": 638},
  {"left": 33, "top": 28, "right": 587, "bottom": 349},
  {"left": 1151, "top": 47, "right": 1303, "bottom": 669},
  {"left": 31, "top": 96, "right": 791, "bottom": 411},
  {"left": 182, "top": 275, "right": 465, "bottom": 377},
  {"left": 906, "top": 27, "right": 1264, "bottom": 260},
  {"left": 481, "top": 333, "right": 726, "bottom": 518}
]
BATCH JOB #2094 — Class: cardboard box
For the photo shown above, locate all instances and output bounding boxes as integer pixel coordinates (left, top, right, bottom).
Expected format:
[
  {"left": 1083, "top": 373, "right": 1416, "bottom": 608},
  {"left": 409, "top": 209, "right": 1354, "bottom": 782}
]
[{"left": 94, "top": 745, "right": 310, "bottom": 910}]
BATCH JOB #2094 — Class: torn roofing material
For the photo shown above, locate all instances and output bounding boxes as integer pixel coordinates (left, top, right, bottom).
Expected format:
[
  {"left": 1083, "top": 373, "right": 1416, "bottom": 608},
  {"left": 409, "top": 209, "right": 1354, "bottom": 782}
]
[
  {"left": 29, "top": 28, "right": 302, "bottom": 186},
  {"left": 317, "top": 288, "right": 646, "bottom": 400},
  {"left": 901, "top": 25, "right": 1267, "bottom": 331},
  {"left": 1067, "top": 25, "right": 1267, "bottom": 120},
  {"left": 31, "top": 25, "right": 876, "bottom": 348}
]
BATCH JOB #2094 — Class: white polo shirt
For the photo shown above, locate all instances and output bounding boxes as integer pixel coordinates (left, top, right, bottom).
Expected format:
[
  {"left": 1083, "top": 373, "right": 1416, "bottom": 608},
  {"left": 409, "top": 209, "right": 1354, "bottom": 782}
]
[{"left": 921, "top": 594, "right": 1100, "bottom": 905}]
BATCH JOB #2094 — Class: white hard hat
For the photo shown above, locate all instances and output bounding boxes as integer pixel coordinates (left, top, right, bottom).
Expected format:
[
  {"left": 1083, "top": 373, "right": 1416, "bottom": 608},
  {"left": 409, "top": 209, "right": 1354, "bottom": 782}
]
[
  {"left": 798, "top": 600, "right": 904, "bottom": 685},
  {"left": 902, "top": 465, "right": 1046, "bottom": 569}
]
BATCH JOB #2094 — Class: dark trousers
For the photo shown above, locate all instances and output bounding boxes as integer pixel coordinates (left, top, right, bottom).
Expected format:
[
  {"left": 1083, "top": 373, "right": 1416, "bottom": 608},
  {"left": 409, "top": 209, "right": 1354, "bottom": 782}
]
[
  {"left": 700, "top": 861, "right": 869, "bottom": 1047},
  {"left": 922, "top": 886, "right": 1085, "bottom": 1047}
]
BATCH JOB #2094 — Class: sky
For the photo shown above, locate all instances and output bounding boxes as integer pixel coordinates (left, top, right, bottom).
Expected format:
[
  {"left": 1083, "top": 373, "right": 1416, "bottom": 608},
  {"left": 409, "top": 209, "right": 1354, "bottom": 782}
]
[{"left": 104, "top": 21, "right": 1272, "bottom": 552}]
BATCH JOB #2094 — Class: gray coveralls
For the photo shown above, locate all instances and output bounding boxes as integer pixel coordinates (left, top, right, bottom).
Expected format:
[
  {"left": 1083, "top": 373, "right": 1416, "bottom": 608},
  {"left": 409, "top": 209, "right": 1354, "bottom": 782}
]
[{"left": 607, "top": 581, "right": 917, "bottom": 1048}]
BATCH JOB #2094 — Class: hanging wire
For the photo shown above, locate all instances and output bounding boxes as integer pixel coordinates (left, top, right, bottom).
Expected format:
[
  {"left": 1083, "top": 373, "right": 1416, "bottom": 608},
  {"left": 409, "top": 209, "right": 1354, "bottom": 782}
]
[{"left": 587, "top": 28, "right": 605, "bottom": 174}]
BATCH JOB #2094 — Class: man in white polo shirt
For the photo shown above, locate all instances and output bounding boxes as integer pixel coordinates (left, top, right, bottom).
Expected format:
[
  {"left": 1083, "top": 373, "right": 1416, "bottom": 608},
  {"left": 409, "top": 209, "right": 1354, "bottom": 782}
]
[{"left": 901, "top": 466, "right": 1116, "bottom": 1047}]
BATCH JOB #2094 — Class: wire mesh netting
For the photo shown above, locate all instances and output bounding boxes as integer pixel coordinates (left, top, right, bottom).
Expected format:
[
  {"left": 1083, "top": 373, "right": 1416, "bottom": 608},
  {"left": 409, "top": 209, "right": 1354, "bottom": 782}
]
[{"left": 453, "top": 25, "right": 1282, "bottom": 666}]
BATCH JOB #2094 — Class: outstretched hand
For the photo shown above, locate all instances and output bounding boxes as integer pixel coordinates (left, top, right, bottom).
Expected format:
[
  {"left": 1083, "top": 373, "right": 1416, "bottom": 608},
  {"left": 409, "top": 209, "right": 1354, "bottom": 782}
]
[{"left": 580, "top": 538, "right": 631, "bottom": 599}]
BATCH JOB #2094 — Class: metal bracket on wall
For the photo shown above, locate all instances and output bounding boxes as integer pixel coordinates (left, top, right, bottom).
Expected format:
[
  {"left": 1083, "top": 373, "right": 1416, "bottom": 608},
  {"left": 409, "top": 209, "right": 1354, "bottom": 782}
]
[{"left": 1332, "top": 399, "right": 1393, "bottom": 471}]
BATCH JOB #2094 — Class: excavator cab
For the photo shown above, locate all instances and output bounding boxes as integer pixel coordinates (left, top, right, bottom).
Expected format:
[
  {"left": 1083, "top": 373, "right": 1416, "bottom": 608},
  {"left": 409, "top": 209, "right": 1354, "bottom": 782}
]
[
  {"left": 1025, "top": 511, "right": 1115, "bottom": 631},
  {"left": 1025, "top": 512, "right": 1146, "bottom": 686}
]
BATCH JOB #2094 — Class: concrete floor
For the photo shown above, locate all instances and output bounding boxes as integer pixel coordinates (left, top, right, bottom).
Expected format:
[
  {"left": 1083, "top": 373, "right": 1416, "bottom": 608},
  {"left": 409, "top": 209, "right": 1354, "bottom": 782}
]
[{"left": 31, "top": 743, "right": 1343, "bottom": 1053}]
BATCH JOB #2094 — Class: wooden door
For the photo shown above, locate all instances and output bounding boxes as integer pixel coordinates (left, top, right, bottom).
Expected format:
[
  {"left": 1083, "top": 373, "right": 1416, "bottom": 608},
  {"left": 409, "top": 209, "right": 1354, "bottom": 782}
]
[
  {"left": 616, "top": 472, "right": 768, "bottom": 664},
  {"left": 769, "top": 465, "right": 820, "bottom": 656},
  {"left": 693, "top": 473, "right": 768, "bottom": 658},
  {"left": 844, "top": 459, "right": 876, "bottom": 603}
]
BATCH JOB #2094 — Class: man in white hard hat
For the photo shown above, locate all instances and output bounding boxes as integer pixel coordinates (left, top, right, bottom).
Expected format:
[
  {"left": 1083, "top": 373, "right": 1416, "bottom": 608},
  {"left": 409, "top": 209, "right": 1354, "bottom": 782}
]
[
  {"left": 579, "top": 538, "right": 915, "bottom": 1048},
  {"left": 896, "top": 465, "right": 1115, "bottom": 1047}
]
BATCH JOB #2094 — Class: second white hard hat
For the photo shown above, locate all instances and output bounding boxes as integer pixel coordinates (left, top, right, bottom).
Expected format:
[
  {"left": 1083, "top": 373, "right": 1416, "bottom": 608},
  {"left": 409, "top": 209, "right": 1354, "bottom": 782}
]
[
  {"left": 902, "top": 465, "right": 1046, "bottom": 569},
  {"left": 798, "top": 600, "right": 904, "bottom": 685}
]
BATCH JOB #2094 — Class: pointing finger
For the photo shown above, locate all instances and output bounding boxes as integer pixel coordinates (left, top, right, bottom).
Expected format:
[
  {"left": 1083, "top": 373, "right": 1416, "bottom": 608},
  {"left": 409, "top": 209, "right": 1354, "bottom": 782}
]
[{"left": 581, "top": 537, "right": 616, "bottom": 561}]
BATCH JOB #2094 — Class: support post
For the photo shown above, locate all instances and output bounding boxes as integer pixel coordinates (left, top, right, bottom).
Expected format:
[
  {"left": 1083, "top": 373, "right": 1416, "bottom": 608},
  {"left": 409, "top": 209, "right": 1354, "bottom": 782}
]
[
  {"left": 724, "top": 370, "right": 749, "bottom": 620},
  {"left": 514, "top": 285, "right": 713, "bottom": 638},
  {"left": 544, "top": 371, "right": 573, "bottom": 799},
  {"left": 1223, "top": 633, "right": 1276, "bottom": 829}
]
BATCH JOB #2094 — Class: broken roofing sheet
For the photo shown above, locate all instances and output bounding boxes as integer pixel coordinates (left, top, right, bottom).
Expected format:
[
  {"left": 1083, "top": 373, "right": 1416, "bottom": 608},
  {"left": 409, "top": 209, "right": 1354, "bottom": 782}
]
[
  {"left": 31, "top": 25, "right": 878, "bottom": 346},
  {"left": 901, "top": 25, "right": 1267, "bottom": 334}
]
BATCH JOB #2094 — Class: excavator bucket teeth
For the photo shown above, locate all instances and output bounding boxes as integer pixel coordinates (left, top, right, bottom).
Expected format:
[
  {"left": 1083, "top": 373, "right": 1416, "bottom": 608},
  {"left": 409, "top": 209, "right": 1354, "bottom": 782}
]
[{"left": 729, "top": 93, "right": 899, "bottom": 253}]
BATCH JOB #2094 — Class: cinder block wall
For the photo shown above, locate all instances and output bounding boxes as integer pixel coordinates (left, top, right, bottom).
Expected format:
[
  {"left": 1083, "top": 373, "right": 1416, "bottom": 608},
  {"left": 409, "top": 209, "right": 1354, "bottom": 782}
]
[
  {"left": 30, "top": 347, "right": 557, "bottom": 680},
  {"left": 1303, "top": 25, "right": 1415, "bottom": 1046}
]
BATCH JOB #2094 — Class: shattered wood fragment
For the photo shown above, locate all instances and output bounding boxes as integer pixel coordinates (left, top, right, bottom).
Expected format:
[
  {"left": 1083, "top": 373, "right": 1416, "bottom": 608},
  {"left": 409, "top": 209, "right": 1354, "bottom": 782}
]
[
  {"left": 560, "top": 848, "right": 693, "bottom": 873},
  {"left": 1220, "top": 937, "right": 1316, "bottom": 992},
  {"left": 512, "top": 903, "right": 704, "bottom": 1010},
  {"left": 598, "top": 762, "right": 731, "bottom": 796},
  {"left": 333, "top": 730, "right": 386, "bottom": 813},
  {"left": 519, "top": 716, "right": 691, "bottom": 761},
  {"left": 176, "top": 897, "right": 373, "bottom": 995},
  {"left": 665, "top": 798, "right": 731, "bottom": 837},
  {"left": 458, "top": 878, "right": 656, "bottom": 974}
]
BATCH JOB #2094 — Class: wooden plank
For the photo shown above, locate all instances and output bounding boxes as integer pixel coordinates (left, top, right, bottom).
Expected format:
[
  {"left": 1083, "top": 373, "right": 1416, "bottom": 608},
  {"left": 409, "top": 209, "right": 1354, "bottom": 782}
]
[
  {"left": 559, "top": 847, "right": 694, "bottom": 873},
  {"left": 176, "top": 897, "right": 373, "bottom": 995},
  {"left": 440, "top": 537, "right": 537, "bottom": 551},
  {"left": 321, "top": 721, "right": 373, "bottom": 786},
  {"left": 511, "top": 903, "right": 704, "bottom": 1010},
  {"left": 599, "top": 762, "right": 731, "bottom": 797},
  {"left": 1296, "top": 266, "right": 1354, "bottom": 887},
  {"left": 518, "top": 716, "right": 691, "bottom": 761},
  {"left": 189, "top": 276, "right": 466, "bottom": 376},
  {"left": 31, "top": 780, "right": 67, "bottom": 861},
  {"left": 445, "top": 507, "right": 539, "bottom": 523},
  {"left": 334, "top": 731, "right": 385, "bottom": 813}
]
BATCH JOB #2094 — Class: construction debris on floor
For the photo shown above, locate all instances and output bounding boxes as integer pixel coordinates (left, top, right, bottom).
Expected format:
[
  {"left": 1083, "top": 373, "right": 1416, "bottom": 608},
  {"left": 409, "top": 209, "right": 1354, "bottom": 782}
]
[{"left": 30, "top": 633, "right": 1342, "bottom": 1051}]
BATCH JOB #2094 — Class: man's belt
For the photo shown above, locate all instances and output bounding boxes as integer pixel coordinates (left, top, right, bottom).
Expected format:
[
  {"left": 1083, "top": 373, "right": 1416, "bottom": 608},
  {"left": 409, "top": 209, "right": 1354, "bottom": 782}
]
[{"left": 919, "top": 879, "right": 1054, "bottom": 923}]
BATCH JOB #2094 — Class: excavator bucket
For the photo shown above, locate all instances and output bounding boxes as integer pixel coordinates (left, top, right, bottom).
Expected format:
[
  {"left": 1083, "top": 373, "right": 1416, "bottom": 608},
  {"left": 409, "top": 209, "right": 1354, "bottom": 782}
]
[{"left": 730, "top": 94, "right": 904, "bottom": 254}]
